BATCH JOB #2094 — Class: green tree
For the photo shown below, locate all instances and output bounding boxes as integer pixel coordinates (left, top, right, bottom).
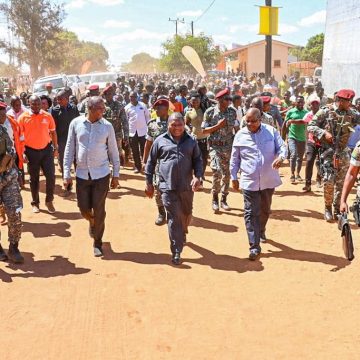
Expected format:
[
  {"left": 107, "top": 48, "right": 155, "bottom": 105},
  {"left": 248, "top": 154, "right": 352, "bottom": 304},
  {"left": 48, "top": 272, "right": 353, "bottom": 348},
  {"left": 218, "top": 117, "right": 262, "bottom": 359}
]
[
  {"left": 121, "top": 52, "right": 159, "bottom": 74},
  {"left": 0, "top": 0, "right": 65, "bottom": 78},
  {"left": 289, "top": 33, "right": 324, "bottom": 65},
  {"left": 160, "top": 33, "right": 221, "bottom": 74}
]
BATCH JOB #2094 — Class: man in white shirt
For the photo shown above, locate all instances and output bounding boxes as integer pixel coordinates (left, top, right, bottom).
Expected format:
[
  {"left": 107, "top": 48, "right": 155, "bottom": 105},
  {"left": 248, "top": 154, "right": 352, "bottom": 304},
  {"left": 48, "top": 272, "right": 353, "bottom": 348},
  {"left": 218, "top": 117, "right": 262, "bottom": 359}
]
[{"left": 125, "top": 91, "right": 150, "bottom": 173}]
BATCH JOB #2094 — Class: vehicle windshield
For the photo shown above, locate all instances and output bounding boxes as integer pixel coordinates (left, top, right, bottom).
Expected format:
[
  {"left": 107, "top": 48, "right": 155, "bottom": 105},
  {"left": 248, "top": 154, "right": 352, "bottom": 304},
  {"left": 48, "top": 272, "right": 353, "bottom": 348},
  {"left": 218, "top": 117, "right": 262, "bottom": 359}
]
[
  {"left": 67, "top": 76, "right": 76, "bottom": 82},
  {"left": 90, "top": 74, "right": 116, "bottom": 83},
  {"left": 79, "top": 75, "right": 92, "bottom": 83},
  {"left": 33, "top": 78, "right": 65, "bottom": 92}
]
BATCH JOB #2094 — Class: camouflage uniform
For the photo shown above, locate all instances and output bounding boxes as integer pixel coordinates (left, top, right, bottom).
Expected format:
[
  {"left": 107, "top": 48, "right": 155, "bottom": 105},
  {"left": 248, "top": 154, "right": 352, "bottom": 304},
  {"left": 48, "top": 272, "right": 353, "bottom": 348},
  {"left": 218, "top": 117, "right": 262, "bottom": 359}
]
[
  {"left": 0, "top": 126, "right": 22, "bottom": 246},
  {"left": 78, "top": 97, "right": 89, "bottom": 115},
  {"left": 146, "top": 117, "right": 168, "bottom": 207},
  {"left": 103, "top": 99, "right": 129, "bottom": 157},
  {"left": 202, "top": 105, "right": 239, "bottom": 196},
  {"left": 308, "top": 107, "right": 360, "bottom": 214}
]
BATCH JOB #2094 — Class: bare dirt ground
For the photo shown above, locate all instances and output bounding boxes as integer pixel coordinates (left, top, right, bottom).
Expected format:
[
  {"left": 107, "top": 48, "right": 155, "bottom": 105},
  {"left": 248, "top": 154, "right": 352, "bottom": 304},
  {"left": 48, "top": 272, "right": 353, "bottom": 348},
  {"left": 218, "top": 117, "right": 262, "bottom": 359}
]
[{"left": 1, "top": 162, "right": 359, "bottom": 360}]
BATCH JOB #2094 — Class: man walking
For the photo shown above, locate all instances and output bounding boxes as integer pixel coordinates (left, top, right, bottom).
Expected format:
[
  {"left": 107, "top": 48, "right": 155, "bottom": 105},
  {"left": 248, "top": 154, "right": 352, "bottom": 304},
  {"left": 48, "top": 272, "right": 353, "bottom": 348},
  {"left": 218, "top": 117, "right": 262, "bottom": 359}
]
[
  {"left": 18, "top": 95, "right": 58, "bottom": 214},
  {"left": 63, "top": 96, "right": 120, "bottom": 257},
  {"left": 145, "top": 112, "right": 203, "bottom": 265},
  {"left": 230, "top": 108, "right": 287, "bottom": 260}
]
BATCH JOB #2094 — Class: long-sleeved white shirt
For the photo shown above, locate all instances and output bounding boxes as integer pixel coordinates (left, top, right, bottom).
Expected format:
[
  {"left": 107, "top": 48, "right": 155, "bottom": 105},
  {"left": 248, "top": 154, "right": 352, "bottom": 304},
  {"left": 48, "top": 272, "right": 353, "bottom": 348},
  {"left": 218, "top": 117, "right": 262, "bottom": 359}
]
[{"left": 124, "top": 101, "right": 150, "bottom": 137}]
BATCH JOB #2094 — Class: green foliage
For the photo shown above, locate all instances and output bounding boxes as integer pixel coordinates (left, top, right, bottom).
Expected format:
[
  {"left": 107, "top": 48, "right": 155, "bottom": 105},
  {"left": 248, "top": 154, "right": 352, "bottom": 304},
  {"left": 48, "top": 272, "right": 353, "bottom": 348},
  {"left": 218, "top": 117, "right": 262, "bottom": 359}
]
[
  {"left": 121, "top": 52, "right": 159, "bottom": 74},
  {"left": 0, "top": 61, "right": 19, "bottom": 77},
  {"left": 160, "top": 33, "right": 221, "bottom": 74},
  {"left": 289, "top": 33, "right": 324, "bottom": 65}
]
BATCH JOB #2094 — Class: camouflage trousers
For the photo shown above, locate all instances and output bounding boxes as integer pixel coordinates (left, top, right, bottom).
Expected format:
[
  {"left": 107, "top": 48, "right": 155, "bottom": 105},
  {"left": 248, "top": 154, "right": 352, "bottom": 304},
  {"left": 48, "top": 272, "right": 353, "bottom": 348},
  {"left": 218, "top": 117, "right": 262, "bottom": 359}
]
[
  {"left": 323, "top": 156, "right": 349, "bottom": 211},
  {"left": 0, "top": 168, "right": 23, "bottom": 245},
  {"left": 209, "top": 148, "right": 231, "bottom": 196}
]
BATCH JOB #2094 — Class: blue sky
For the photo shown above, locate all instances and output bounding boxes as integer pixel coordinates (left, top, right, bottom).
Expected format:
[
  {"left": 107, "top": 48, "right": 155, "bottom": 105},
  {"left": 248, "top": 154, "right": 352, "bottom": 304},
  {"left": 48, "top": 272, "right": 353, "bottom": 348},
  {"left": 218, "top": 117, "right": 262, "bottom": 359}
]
[{"left": 1, "top": 0, "right": 327, "bottom": 68}]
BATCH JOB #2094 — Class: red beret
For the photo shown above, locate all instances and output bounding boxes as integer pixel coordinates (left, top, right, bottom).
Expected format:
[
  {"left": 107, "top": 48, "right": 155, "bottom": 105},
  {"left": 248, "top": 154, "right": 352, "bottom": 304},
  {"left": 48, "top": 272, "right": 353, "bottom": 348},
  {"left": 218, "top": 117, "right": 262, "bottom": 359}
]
[
  {"left": 102, "top": 85, "right": 113, "bottom": 94},
  {"left": 261, "top": 96, "right": 271, "bottom": 104},
  {"left": 215, "top": 88, "right": 229, "bottom": 99},
  {"left": 153, "top": 98, "right": 170, "bottom": 108},
  {"left": 337, "top": 89, "right": 355, "bottom": 100},
  {"left": 88, "top": 84, "right": 99, "bottom": 91},
  {"left": 0, "top": 101, "right": 7, "bottom": 110},
  {"left": 45, "top": 82, "right": 53, "bottom": 87}
]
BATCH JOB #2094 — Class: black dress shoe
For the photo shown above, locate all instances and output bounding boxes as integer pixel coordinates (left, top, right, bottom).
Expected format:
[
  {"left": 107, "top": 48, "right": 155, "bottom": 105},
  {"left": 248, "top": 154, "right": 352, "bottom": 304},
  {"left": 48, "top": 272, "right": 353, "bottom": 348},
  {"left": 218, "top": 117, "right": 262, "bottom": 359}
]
[
  {"left": 93, "top": 247, "right": 103, "bottom": 257},
  {"left": 8, "top": 243, "right": 24, "bottom": 263},
  {"left": 171, "top": 252, "right": 181, "bottom": 265},
  {"left": 0, "top": 244, "right": 8, "bottom": 261},
  {"left": 249, "top": 249, "right": 261, "bottom": 261}
]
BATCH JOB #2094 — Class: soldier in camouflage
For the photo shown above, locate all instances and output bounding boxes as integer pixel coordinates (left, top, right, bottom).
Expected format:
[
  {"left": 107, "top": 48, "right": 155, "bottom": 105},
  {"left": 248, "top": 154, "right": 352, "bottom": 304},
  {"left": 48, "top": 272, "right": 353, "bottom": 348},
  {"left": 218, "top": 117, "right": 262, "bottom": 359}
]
[
  {"left": 78, "top": 84, "right": 100, "bottom": 115},
  {"left": 143, "top": 98, "right": 170, "bottom": 225},
  {"left": 102, "top": 85, "right": 129, "bottom": 165},
  {"left": 308, "top": 89, "right": 360, "bottom": 221},
  {"left": 202, "top": 89, "right": 240, "bottom": 212},
  {"left": 0, "top": 101, "right": 23, "bottom": 263}
]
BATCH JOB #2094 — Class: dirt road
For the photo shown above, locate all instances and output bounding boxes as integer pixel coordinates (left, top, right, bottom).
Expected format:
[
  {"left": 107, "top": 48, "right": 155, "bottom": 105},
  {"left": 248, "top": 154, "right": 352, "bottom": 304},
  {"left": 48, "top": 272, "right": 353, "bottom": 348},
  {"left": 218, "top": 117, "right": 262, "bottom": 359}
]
[{"left": 1, "top": 164, "right": 359, "bottom": 359}]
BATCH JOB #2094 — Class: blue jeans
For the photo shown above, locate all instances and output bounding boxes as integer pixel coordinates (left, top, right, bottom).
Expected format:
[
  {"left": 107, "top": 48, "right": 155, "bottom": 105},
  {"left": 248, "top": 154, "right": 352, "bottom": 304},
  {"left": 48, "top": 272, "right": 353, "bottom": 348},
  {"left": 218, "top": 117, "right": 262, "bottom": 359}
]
[
  {"left": 288, "top": 138, "right": 306, "bottom": 175},
  {"left": 243, "top": 188, "right": 274, "bottom": 251}
]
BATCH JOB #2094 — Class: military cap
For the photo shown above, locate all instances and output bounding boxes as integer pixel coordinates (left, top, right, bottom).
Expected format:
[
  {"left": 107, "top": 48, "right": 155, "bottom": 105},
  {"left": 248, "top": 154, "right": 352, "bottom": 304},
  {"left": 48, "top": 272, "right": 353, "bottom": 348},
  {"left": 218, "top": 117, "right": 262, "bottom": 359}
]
[
  {"left": 45, "top": 82, "right": 53, "bottom": 88},
  {"left": 337, "top": 89, "right": 355, "bottom": 100},
  {"left": 88, "top": 84, "right": 99, "bottom": 91},
  {"left": 215, "top": 88, "right": 230, "bottom": 99},
  {"left": 261, "top": 91, "right": 273, "bottom": 97},
  {"left": 0, "top": 101, "right": 7, "bottom": 110},
  {"left": 153, "top": 98, "right": 170, "bottom": 108},
  {"left": 261, "top": 96, "right": 271, "bottom": 104},
  {"left": 102, "top": 85, "right": 113, "bottom": 94}
]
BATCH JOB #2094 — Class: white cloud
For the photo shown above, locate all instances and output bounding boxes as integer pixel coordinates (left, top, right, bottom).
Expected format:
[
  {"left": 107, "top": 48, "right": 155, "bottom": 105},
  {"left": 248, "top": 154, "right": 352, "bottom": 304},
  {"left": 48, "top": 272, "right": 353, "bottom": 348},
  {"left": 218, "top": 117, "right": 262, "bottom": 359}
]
[
  {"left": 90, "top": 0, "right": 124, "bottom": 5},
  {"left": 65, "top": 0, "right": 124, "bottom": 9},
  {"left": 65, "top": 0, "right": 87, "bottom": 9},
  {"left": 177, "top": 10, "right": 202, "bottom": 17},
  {"left": 108, "top": 29, "right": 170, "bottom": 43},
  {"left": 228, "top": 24, "right": 258, "bottom": 34},
  {"left": 220, "top": 16, "right": 229, "bottom": 22},
  {"left": 68, "top": 26, "right": 95, "bottom": 36},
  {"left": 298, "top": 10, "right": 326, "bottom": 27},
  {"left": 278, "top": 23, "right": 299, "bottom": 34},
  {"left": 103, "top": 20, "right": 131, "bottom": 29}
]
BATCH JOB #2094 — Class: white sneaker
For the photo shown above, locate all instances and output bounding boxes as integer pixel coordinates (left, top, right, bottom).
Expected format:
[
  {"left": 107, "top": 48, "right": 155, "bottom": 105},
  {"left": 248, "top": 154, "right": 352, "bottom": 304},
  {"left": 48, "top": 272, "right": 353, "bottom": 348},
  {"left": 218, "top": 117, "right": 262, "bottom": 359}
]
[{"left": 32, "top": 205, "right": 40, "bottom": 213}]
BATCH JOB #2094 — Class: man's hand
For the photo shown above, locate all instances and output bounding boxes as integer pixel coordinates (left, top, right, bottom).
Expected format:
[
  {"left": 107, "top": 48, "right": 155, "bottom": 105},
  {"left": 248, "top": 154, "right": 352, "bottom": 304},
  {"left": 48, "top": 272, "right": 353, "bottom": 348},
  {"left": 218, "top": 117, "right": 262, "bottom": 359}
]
[
  {"left": 272, "top": 157, "right": 283, "bottom": 169},
  {"left": 324, "top": 131, "right": 334, "bottom": 144},
  {"left": 232, "top": 179, "right": 240, "bottom": 191},
  {"left": 217, "top": 118, "right": 227, "bottom": 129},
  {"left": 340, "top": 201, "right": 348, "bottom": 214},
  {"left": 63, "top": 177, "right": 73, "bottom": 190},
  {"left": 286, "top": 120, "right": 292, "bottom": 127},
  {"left": 53, "top": 149, "right": 59, "bottom": 158},
  {"left": 23, "top": 154, "right": 28, "bottom": 163},
  {"left": 191, "top": 177, "right": 201, "bottom": 192},
  {"left": 110, "top": 177, "right": 120, "bottom": 189},
  {"left": 145, "top": 183, "right": 154, "bottom": 198}
]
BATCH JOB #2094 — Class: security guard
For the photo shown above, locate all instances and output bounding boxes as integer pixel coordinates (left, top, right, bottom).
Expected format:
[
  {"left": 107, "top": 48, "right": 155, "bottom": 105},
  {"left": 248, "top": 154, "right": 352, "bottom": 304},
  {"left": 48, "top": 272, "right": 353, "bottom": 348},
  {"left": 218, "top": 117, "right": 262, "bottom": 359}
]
[{"left": 78, "top": 84, "right": 100, "bottom": 115}]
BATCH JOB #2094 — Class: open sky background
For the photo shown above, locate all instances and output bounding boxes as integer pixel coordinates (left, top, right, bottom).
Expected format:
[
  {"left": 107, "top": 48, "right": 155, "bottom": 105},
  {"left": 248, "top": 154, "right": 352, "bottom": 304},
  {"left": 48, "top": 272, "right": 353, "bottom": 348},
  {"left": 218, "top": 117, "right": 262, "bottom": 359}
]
[{"left": 0, "top": 0, "right": 327, "bottom": 69}]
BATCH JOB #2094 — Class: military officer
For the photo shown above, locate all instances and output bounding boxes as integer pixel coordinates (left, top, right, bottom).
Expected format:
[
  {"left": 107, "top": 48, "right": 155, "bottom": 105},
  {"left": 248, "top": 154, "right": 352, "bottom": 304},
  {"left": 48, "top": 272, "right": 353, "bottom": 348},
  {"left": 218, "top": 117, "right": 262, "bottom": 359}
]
[
  {"left": 102, "top": 85, "right": 129, "bottom": 165},
  {"left": 143, "top": 98, "right": 170, "bottom": 225},
  {"left": 308, "top": 89, "right": 360, "bottom": 221},
  {"left": 78, "top": 84, "right": 100, "bottom": 115},
  {"left": 0, "top": 101, "right": 23, "bottom": 263},
  {"left": 202, "top": 89, "right": 240, "bottom": 212}
]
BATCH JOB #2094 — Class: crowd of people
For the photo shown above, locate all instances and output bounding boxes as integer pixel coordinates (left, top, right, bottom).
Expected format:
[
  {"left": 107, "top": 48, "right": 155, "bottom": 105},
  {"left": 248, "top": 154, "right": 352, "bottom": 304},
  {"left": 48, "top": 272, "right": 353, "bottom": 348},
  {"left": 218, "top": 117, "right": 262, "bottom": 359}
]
[{"left": 0, "top": 70, "right": 359, "bottom": 265}]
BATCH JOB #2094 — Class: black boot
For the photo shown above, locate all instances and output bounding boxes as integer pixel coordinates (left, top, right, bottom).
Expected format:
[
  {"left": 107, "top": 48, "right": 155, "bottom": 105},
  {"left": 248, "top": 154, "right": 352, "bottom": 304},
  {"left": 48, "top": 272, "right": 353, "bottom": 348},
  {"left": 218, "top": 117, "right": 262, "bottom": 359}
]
[
  {"left": 0, "top": 244, "right": 8, "bottom": 261},
  {"left": 324, "top": 207, "right": 333, "bottom": 222},
  {"left": 155, "top": 206, "right": 166, "bottom": 226},
  {"left": 8, "top": 243, "right": 24, "bottom": 264},
  {"left": 212, "top": 194, "right": 219, "bottom": 212},
  {"left": 221, "top": 195, "right": 230, "bottom": 211}
]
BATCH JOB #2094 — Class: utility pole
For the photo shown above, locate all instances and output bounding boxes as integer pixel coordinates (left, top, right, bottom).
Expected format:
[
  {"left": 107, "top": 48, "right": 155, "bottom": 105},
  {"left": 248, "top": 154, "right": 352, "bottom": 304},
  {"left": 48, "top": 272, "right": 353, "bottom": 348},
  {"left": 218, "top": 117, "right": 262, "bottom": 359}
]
[
  {"left": 168, "top": 17, "right": 185, "bottom": 36},
  {"left": 265, "top": 0, "right": 272, "bottom": 81},
  {"left": 191, "top": 21, "right": 194, "bottom": 36}
]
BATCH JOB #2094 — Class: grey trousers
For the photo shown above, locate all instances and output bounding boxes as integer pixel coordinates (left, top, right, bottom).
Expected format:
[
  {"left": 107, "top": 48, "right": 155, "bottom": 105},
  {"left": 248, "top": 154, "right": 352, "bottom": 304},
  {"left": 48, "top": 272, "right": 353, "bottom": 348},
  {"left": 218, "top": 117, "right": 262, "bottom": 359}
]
[
  {"left": 288, "top": 138, "right": 306, "bottom": 174},
  {"left": 161, "top": 190, "right": 194, "bottom": 254},
  {"left": 243, "top": 188, "right": 274, "bottom": 251}
]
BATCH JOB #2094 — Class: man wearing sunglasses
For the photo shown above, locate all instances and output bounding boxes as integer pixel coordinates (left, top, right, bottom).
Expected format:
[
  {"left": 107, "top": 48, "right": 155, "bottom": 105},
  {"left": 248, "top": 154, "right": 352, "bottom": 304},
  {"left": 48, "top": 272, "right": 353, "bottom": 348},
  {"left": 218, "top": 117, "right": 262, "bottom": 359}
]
[
  {"left": 202, "top": 89, "right": 239, "bottom": 212},
  {"left": 308, "top": 89, "right": 360, "bottom": 222}
]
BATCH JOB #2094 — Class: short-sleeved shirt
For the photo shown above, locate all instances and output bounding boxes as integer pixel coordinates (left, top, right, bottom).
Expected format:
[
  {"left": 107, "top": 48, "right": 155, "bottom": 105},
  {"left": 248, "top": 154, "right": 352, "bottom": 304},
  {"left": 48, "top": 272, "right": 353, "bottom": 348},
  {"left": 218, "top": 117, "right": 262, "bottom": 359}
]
[
  {"left": 185, "top": 108, "right": 207, "bottom": 140},
  {"left": 146, "top": 118, "right": 168, "bottom": 142},
  {"left": 350, "top": 142, "right": 360, "bottom": 166},
  {"left": 285, "top": 107, "right": 308, "bottom": 142},
  {"left": 18, "top": 110, "right": 56, "bottom": 149}
]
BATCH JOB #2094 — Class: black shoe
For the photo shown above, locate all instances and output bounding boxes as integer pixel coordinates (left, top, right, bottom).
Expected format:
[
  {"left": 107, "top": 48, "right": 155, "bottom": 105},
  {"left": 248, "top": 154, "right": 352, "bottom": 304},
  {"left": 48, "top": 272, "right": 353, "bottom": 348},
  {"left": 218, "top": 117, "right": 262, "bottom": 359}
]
[
  {"left": 260, "top": 233, "right": 267, "bottom": 243},
  {"left": 324, "top": 207, "right": 333, "bottom": 222},
  {"left": 171, "top": 252, "right": 181, "bottom": 265},
  {"left": 220, "top": 195, "right": 230, "bottom": 211},
  {"left": 333, "top": 209, "right": 340, "bottom": 221},
  {"left": 249, "top": 249, "right": 261, "bottom": 261},
  {"left": 212, "top": 194, "right": 219, "bottom": 212},
  {"left": 155, "top": 206, "right": 166, "bottom": 226},
  {"left": 93, "top": 247, "right": 103, "bottom": 257},
  {"left": 8, "top": 243, "right": 24, "bottom": 264},
  {"left": 302, "top": 184, "right": 311, "bottom": 192},
  {"left": 0, "top": 244, "right": 8, "bottom": 261}
]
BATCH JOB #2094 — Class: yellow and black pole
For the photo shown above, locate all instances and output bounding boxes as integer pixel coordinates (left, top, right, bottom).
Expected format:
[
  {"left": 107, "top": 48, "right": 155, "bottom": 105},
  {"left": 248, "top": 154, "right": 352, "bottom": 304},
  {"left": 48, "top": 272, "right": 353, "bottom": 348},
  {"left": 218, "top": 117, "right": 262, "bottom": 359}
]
[{"left": 258, "top": 1, "right": 279, "bottom": 80}]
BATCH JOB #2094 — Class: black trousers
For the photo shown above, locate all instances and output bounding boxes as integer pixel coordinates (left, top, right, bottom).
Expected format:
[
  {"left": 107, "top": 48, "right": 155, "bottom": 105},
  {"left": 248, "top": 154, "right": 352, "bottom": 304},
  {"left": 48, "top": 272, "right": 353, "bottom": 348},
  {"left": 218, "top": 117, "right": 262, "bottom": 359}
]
[
  {"left": 58, "top": 141, "right": 76, "bottom": 174},
  {"left": 76, "top": 174, "right": 110, "bottom": 247},
  {"left": 305, "top": 142, "right": 321, "bottom": 186},
  {"left": 25, "top": 144, "right": 55, "bottom": 206},
  {"left": 197, "top": 138, "right": 208, "bottom": 178},
  {"left": 161, "top": 190, "right": 194, "bottom": 255},
  {"left": 129, "top": 132, "right": 145, "bottom": 171},
  {"left": 243, "top": 188, "right": 274, "bottom": 251}
]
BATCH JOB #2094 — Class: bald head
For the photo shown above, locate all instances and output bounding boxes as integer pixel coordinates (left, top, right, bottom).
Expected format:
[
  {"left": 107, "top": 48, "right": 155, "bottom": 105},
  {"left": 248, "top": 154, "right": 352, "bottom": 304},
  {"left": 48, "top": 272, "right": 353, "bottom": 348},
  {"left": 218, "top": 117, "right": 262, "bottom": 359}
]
[
  {"left": 251, "top": 97, "right": 264, "bottom": 112},
  {"left": 246, "top": 107, "right": 261, "bottom": 120}
]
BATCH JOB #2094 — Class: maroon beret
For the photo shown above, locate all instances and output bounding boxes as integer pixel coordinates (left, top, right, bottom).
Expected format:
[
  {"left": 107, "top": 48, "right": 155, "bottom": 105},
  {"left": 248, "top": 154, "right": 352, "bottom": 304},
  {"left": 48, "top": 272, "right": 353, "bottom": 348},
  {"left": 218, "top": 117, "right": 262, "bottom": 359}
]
[
  {"left": 0, "top": 101, "right": 7, "bottom": 110},
  {"left": 337, "top": 89, "right": 355, "bottom": 100},
  {"left": 261, "top": 96, "right": 271, "bottom": 104},
  {"left": 102, "top": 85, "right": 113, "bottom": 94},
  {"left": 215, "top": 88, "right": 229, "bottom": 99},
  {"left": 153, "top": 98, "right": 170, "bottom": 108},
  {"left": 88, "top": 84, "right": 99, "bottom": 91}
]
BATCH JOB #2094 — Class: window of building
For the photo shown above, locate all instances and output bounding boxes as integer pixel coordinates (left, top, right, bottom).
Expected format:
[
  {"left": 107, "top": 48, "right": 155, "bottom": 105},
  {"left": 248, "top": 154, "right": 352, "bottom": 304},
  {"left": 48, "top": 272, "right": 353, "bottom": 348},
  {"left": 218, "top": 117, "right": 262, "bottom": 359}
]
[{"left": 274, "top": 60, "right": 281, "bottom": 68}]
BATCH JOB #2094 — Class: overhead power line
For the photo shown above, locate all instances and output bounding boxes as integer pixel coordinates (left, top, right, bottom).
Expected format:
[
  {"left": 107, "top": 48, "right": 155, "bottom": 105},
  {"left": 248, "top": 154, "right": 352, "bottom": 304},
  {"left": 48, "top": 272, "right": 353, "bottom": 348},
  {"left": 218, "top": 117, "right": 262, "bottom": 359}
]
[{"left": 194, "top": 0, "right": 216, "bottom": 23}]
